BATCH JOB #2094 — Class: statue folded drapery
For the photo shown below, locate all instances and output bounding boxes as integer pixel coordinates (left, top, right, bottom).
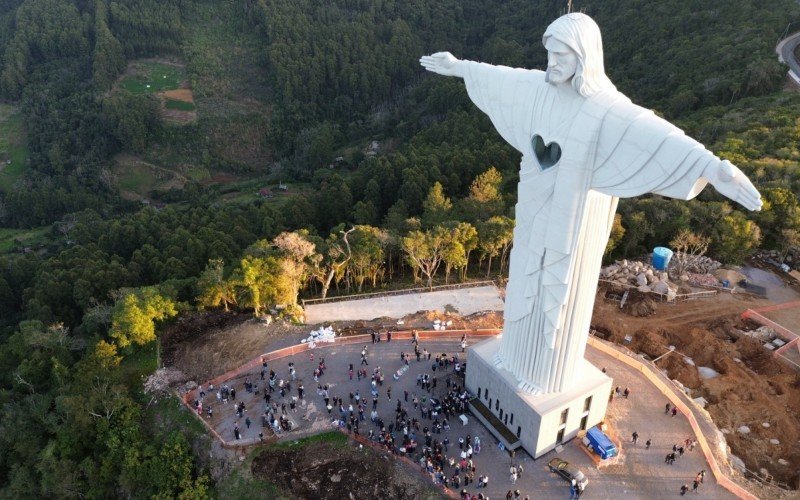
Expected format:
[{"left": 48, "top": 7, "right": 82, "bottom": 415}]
[{"left": 421, "top": 13, "right": 761, "bottom": 394}]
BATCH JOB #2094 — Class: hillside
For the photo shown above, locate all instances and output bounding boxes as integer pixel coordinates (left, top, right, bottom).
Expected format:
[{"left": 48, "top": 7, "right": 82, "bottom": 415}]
[{"left": 0, "top": 0, "right": 799, "bottom": 497}]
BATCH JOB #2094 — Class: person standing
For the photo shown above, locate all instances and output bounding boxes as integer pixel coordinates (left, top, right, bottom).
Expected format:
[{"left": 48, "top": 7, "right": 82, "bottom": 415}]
[
  {"left": 645, "top": 438, "right": 651, "bottom": 449},
  {"left": 631, "top": 431, "right": 638, "bottom": 444}
]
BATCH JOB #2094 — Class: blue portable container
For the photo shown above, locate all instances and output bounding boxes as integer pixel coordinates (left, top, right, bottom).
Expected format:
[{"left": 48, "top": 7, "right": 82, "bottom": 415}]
[
  {"left": 584, "top": 426, "right": 618, "bottom": 459},
  {"left": 652, "top": 247, "right": 674, "bottom": 271}
]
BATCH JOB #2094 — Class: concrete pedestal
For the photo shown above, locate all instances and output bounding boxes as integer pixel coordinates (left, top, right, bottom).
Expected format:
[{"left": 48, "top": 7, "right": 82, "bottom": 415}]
[{"left": 466, "top": 336, "right": 612, "bottom": 458}]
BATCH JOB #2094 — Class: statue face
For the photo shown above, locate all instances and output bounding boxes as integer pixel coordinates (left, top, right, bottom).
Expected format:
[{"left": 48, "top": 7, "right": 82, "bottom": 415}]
[{"left": 544, "top": 38, "right": 578, "bottom": 85}]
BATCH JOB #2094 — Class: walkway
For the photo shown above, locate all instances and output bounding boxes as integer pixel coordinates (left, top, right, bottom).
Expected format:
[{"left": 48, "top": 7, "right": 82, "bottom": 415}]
[{"left": 304, "top": 285, "right": 504, "bottom": 323}]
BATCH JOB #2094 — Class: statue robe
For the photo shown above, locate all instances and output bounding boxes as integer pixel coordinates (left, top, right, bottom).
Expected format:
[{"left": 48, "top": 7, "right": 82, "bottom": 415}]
[{"left": 463, "top": 61, "right": 719, "bottom": 394}]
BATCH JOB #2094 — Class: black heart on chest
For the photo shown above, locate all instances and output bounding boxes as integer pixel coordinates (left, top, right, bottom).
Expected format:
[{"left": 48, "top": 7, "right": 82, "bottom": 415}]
[{"left": 531, "top": 134, "right": 561, "bottom": 171}]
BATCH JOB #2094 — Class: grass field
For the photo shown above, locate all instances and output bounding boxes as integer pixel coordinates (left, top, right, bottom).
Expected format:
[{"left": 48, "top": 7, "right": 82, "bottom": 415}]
[
  {"left": 0, "top": 104, "right": 28, "bottom": 191},
  {"left": 120, "top": 61, "right": 184, "bottom": 94},
  {"left": 0, "top": 226, "right": 50, "bottom": 253},
  {"left": 113, "top": 155, "right": 198, "bottom": 199},
  {"left": 165, "top": 99, "right": 196, "bottom": 111},
  {"left": 117, "top": 162, "right": 159, "bottom": 196}
]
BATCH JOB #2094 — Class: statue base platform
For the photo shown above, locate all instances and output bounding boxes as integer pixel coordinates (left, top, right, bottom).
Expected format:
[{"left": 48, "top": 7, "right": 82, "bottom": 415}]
[{"left": 465, "top": 336, "right": 612, "bottom": 458}]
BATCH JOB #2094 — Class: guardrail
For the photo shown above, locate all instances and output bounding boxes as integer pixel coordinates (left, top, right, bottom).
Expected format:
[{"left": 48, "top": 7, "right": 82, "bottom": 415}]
[
  {"left": 301, "top": 280, "right": 498, "bottom": 306},
  {"left": 674, "top": 289, "right": 718, "bottom": 301}
]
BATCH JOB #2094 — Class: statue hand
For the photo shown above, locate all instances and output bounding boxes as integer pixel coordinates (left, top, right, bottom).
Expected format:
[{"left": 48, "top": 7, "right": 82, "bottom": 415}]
[
  {"left": 707, "top": 160, "right": 763, "bottom": 211},
  {"left": 419, "top": 52, "right": 464, "bottom": 78}
]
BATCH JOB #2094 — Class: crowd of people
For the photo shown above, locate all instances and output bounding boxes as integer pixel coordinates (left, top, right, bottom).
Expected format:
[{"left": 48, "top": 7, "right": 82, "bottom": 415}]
[{"left": 190, "top": 329, "right": 723, "bottom": 499}]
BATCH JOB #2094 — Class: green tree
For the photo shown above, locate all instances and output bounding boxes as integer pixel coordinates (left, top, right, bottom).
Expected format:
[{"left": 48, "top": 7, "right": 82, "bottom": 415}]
[
  {"left": 196, "top": 259, "right": 236, "bottom": 312},
  {"left": 442, "top": 221, "right": 478, "bottom": 282},
  {"left": 604, "top": 213, "right": 626, "bottom": 257},
  {"left": 309, "top": 228, "right": 353, "bottom": 300},
  {"left": 402, "top": 227, "right": 449, "bottom": 289},
  {"left": 234, "top": 256, "right": 281, "bottom": 317},
  {"left": 347, "top": 225, "right": 386, "bottom": 291},
  {"left": 421, "top": 181, "right": 452, "bottom": 227},
  {"left": 273, "top": 230, "right": 316, "bottom": 306},
  {"left": 710, "top": 212, "right": 761, "bottom": 265},
  {"left": 110, "top": 288, "right": 177, "bottom": 349},
  {"left": 477, "top": 216, "right": 514, "bottom": 277},
  {"left": 458, "top": 166, "right": 505, "bottom": 221}
]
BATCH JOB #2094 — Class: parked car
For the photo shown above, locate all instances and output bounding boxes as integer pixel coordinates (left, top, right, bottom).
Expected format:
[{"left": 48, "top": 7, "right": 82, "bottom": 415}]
[{"left": 547, "top": 457, "right": 589, "bottom": 490}]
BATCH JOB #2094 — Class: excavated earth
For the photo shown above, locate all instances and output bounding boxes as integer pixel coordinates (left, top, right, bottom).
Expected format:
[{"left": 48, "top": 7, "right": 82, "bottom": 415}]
[
  {"left": 593, "top": 283, "right": 800, "bottom": 489},
  {"left": 250, "top": 439, "right": 442, "bottom": 499}
]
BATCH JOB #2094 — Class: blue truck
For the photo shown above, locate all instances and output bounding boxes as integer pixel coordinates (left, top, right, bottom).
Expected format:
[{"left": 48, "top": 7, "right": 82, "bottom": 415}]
[{"left": 583, "top": 426, "right": 618, "bottom": 459}]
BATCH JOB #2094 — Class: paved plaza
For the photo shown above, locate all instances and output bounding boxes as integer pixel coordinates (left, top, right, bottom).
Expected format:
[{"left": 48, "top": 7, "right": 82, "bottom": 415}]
[{"left": 193, "top": 332, "right": 735, "bottom": 499}]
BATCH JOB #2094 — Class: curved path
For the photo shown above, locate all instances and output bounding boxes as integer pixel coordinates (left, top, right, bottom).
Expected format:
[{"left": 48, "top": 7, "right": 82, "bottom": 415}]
[{"left": 776, "top": 30, "right": 800, "bottom": 85}]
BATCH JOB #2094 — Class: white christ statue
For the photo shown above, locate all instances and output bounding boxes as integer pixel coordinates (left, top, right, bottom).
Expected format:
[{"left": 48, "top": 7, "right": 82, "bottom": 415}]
[{"left": 421, "top": 13, "right": 762, "bottom": 395}]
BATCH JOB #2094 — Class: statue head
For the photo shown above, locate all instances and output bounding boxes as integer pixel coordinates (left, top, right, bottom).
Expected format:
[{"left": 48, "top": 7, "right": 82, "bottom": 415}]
[{"left": 542, "top": 13, "right": 615, "bottom": 97}]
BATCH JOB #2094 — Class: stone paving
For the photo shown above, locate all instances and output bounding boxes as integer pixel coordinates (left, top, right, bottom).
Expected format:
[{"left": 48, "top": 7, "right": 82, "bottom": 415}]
[{"left": 195, "top": 334, "right": 736, "bottom": 499}]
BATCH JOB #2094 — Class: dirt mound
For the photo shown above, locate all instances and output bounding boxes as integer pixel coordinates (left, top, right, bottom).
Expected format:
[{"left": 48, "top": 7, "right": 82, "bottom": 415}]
[
  {"left": 251, "top": 438, "right": 441, "bottom": 499},
  {"left": 162, "top": 310, "right": 308, "bottom": 381}
]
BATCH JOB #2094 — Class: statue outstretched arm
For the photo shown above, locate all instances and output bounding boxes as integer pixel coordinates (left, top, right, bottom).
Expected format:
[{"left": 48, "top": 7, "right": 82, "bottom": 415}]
[
  {"left": 592, "top": 100, "right": 763, "bottom": 212},
  {"left": 702, "top": 160, "right": 762, "bottom": 211},
  {"left": 419, "top": 52, "right": 465, "bottom": 78}
]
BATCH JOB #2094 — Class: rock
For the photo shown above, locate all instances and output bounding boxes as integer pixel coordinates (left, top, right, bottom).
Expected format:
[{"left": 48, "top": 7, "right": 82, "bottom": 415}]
[
  {"left": 683, "top": 357, "right": 695, "bottom": 366},
  {"left": 616, "top": 277, "right": 628, "bottom": 285},
  {"left": 680, "top": 274, "right": 689, "bottom": 282},
  {"left": 652, "top": 281, "right": 670, "bottom": 294},
  {"left": 659, "top": 272, "right": 669, "bottom": 281},
  {"left": 762, "top": 422, "right": 770, "bottom": 428},
  {"left": 729, "top": 455, "right": 746, "bottom": 472},
  {"left": 637, "top": 285, "right": 650, "bottom": 293},
  {"left": 778, "top": 459, "right": 789, "bottom": 466},
  {"left": 636, "top": 273, "right": 648, "bottom": 286},
  {"left": 601, "top": 264, "right": 619, "bottom": 278},
  {"left": 769, "top": 439, "right": 780, "bottom": 445},
  {"left": 620, "top": 259, "right": 628, "bottom": 267},
  {"left": 737, "top": 425, "right": 751, "bottom": 434},
  {"left": 645, "top": 269, "right": 654, "bottom": 278},
  {"left": 698, "top": 367, "right": 720, "bottom": 379}
]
